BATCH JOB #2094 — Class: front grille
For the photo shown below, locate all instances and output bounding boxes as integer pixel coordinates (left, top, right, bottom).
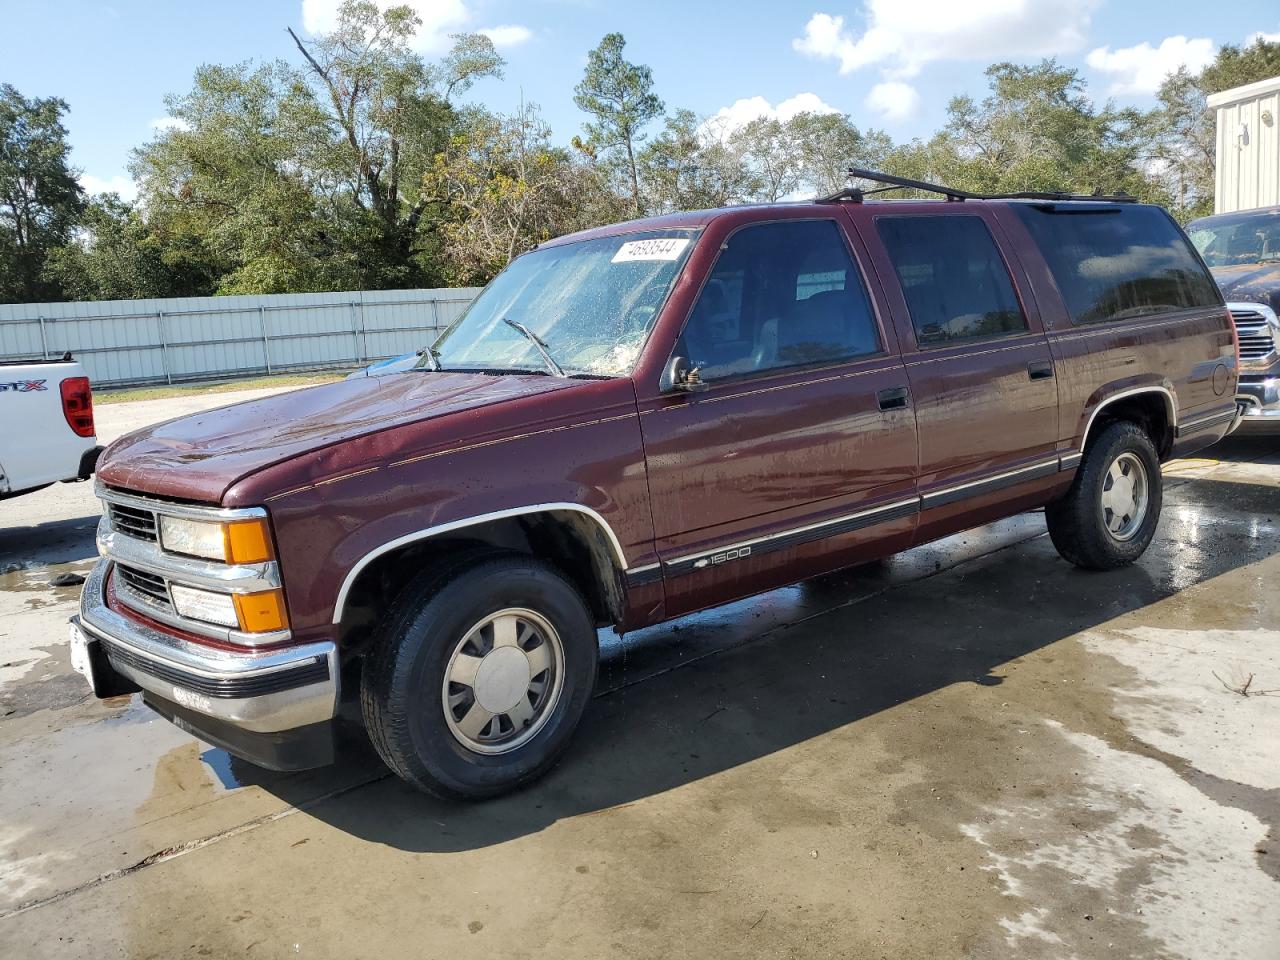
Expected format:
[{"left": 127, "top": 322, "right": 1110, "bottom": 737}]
[
  {"left": 1230, "top": 307, "right": 1278, "bottom": 363},
  {"left": 110, "top": 503, "right": 159, "bottom": 542},
  {"left": 116, "top": 564, "right": 173, "bottom": 612}
]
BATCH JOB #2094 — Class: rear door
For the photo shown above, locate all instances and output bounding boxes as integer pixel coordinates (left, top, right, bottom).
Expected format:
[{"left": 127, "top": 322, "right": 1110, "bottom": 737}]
[
  {"left": 848, "top": 205, "right": 1061, "bottom": 540},
  {"left": 637, "top": 215, "right": 918, "bottom": 616}
]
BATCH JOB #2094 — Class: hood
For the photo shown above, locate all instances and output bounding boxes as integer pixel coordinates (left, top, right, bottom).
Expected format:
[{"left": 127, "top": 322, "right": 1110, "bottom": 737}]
[
  {"left": 98, "top": 372, "right": 579, "bottom": 502},
  {"left": 1210, "top": 262, "right": 1280, "bottom": 309}
]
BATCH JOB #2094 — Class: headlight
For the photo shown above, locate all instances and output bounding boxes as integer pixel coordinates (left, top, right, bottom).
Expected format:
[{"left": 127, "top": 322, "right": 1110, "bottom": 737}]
[
  {"left": 159, "top": 516, "right": 274, "bottom": 564},
  {"left": 170, "top": 584, "right": 290, "bottom": 633},
  {"left": 169, "top": 584, "right": 240, "bottom": 627}
]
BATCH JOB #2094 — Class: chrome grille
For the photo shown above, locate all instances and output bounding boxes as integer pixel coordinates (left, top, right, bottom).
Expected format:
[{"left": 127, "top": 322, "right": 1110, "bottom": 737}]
[
  {"left": 115, "top": 564, "right": 173, "bottom": 612},
  {"left": 109, "top": 503, "right": 159, "bottom": 542},
  {"left": 1230, "top": 306, "right": 1278, "bottom": 364}
]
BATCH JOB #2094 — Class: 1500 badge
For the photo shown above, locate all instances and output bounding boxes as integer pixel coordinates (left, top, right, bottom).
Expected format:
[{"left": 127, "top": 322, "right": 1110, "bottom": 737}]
[
  {"left": 692, "top": 546, "right": 752, "bottom": 569},
  {"left": 0, "top": 379, "right": 47, "bottom": 392}
]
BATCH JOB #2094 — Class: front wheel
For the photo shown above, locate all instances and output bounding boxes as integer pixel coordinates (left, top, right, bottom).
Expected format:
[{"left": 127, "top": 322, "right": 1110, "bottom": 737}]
[
  {"left": 1046, "top": 420, "right": 1162, "bottom": 570},
  {"left": 360, "top": 554, "right": 598, "bottom": 799}
]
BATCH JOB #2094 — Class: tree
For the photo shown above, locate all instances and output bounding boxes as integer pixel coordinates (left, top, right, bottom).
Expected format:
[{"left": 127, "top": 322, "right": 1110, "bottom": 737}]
[
  {"left": 0, "top": 84, "right": 84, "bottom": 303},
  {"left": 43, "top": 194, "right": 216, "bottom": 301},
  {"left": 731, "top": 117, "right": 803, "bottom": 202},
  {"left": 423, "top": 103, "right": 597, "bottom": 283},
  {"left": 285, "top": 0, "right": 503, "bottom": 283},
  {"left": 787, "top": 111, "right": 892, "bottom": 196},
  {"left": 1149, "top": 36, "right": 1280, "bottom": 220},
  {"left": 132, "top": 0, "right": 504, "bottom": 294},
  {"left": 885, "top": 61, "right": 1155, "bottom": 203},
  {"left": 574, "top": 33, "right": 664, "bottom": 216},
  {"left": 638, "top": 109, "right": 755, "bottom": 213}
]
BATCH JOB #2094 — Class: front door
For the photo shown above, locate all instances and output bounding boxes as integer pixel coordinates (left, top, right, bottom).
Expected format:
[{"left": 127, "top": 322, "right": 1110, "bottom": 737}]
[
  {"left": 849, "top": 206, "right": 1060, "bottom": 541},
  {"left": 638, "top": 216, "right": 918, "bottom": 617}
]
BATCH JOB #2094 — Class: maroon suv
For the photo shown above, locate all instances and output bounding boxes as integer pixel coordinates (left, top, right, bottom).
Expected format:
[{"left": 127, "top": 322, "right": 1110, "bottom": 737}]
[{"left": 70, "top": 176, "right": 1241, "bottom": 798}]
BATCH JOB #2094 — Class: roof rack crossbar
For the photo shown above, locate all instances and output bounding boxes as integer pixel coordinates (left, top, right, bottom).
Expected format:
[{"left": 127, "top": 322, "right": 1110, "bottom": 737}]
[{"left": 817, "top": 168, "right": 1137, "bottom": 204}]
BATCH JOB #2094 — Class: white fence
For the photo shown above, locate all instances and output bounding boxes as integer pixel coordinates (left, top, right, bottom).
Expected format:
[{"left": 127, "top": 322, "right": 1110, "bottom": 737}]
[{"left": 0, "top": 287, "right": 480, "bottom": 388}]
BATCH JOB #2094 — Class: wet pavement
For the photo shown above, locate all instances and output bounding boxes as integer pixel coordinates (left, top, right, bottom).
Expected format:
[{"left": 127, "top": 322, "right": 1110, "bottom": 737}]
[{"left": 1, "top": 389, "right": 1277, "bottom": 959}]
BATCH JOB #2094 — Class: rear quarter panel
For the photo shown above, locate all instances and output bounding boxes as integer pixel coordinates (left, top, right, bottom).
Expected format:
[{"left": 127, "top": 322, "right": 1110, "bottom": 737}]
[{"left": 993, "top": 208, "right": 1237, "bottom": 457}]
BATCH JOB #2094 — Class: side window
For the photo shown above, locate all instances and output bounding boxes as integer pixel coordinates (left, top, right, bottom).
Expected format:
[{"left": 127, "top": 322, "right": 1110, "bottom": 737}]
[
  {"left": 876, "top": 215, "right": 1028, "bottom": 346},
  {"left": 1012, "top": 204, "right": 1222, "bottom": 323},
  {"left": 678, "top": 220, "right": 881, "bottom": 381}
]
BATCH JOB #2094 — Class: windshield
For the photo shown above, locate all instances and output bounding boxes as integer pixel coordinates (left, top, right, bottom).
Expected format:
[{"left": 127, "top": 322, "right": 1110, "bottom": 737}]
[
  {"left": 1187, "top": 210, "right": 1280, "bottom": 267},
  {"left": 423, "top": 229, "right": 699, "bottom": 377}
]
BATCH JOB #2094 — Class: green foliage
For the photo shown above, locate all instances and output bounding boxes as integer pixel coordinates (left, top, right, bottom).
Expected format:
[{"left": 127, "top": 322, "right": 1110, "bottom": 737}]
[
  {"left": 0, "top": 84, "right": 84, "bottom": 302},
  {"left": 1200, "top": 37, "right": 1280, "bottom": 94},
  {"left": 638, "top": 109, "right": 757, "bottom": 211},
  {"left": 907, "top": 61, "right": 1155, "bottom": 201},
  {"left": 574, "top": 33, "right": 664, "bottom": 215},
  {"left": 42, "top": 194, "right": 213, "bottom": 300},
  {"left": 423, "top": 103, "right": 612, "bottom": 284}
]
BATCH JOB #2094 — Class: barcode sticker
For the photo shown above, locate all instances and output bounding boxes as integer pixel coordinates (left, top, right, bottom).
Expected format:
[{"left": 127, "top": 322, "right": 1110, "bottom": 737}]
[{"left": 611, "top": 238, "right": 691, "bottom": 263}]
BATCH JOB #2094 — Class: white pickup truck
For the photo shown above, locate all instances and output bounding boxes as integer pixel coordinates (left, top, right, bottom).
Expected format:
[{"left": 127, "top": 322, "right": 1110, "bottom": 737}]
[{"left": 0, "top": 355, "right": 102, "bottom": 501}]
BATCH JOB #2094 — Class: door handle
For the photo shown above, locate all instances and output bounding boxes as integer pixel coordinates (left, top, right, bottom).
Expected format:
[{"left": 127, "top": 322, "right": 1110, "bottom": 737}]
[
  {"left": 877, "top": 386, "right": 910, "bottom": 411},
  {"left": 1027, "top": 360, "right": 1055, "bottom": 381}
]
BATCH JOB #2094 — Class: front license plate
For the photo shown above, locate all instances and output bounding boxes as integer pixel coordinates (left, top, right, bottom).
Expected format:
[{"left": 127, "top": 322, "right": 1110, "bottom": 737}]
[{"left": 68, "top": 621, "right": 96, "bottom": 691}]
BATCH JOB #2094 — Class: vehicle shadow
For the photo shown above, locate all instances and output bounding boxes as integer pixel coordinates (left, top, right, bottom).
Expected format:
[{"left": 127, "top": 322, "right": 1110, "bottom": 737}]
[
  {"left": 1208, "top": 433, "right": 1280, "bottom": 463},
  {"left": 221, "top": 475, "right": 1280, "bottom": 852},
  {"left": 0, "top": 513, "right": 100, "bottom": 567}
]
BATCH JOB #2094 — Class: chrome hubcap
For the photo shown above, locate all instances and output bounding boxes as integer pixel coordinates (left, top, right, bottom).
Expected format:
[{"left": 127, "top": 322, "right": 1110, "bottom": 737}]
[
  {"left": 442, "top": 608, "right": 564, "bottom": 755},
  {"left": 1100, "top": 452, "right": 1149, "bottom": 541}
]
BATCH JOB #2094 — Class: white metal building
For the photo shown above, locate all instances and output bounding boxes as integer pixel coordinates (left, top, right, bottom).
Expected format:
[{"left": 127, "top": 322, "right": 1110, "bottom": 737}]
[{"left": 1210, "top": 74, "right": 1280, "bottom": 214}]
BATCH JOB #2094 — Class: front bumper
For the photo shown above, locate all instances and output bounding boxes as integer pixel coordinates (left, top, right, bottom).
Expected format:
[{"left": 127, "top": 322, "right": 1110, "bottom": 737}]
[
  {"left": 77, "top": 557, "right": 340, "bottom": 748},
  {"left": 1235, "top": 377, "right": 1280, "bottom": 434}
]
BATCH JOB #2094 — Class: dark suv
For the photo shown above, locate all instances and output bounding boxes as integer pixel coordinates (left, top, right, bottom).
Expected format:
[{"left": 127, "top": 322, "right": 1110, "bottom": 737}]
[
  {"left": 1187, "top": 205, "right": 1280, "bottom": 432},
  {"left": 70, "top": 173, "right": 1239, "bottom": 799}
]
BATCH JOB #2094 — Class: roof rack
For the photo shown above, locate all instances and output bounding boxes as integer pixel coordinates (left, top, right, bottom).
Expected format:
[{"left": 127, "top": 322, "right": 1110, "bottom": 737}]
[{"left": 817, "top": 168, "right": 1137, "bottom": 204}]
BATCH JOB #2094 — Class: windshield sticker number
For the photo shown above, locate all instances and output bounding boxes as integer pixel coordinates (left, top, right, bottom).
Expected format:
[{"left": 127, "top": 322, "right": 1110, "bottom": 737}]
[{"left": 612, "top": 238, "right": 691, "bottom": 263}]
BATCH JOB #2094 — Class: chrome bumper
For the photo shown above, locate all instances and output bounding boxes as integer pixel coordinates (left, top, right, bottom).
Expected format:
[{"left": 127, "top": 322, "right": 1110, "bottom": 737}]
[
  {"left": 1234, "top": 378, "right": 1280, "bottom": 433},
  {"left": 77, "top": 558, "right": 339, "bottom": 733}
]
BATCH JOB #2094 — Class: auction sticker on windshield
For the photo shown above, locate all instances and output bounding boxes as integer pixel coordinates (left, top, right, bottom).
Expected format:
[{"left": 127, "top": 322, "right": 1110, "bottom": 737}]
[{"left": 612, "top": 237, "right": 691, "bottom": 263}]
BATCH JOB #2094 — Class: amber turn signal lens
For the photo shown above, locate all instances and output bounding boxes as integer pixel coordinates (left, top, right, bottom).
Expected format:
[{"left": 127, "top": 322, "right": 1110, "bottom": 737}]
[
  {"left": 225, "top": 519, "right": 274, "bottom": 564},
  {"left": 233, "top": 589, "right": 289, "bottom": 633}
]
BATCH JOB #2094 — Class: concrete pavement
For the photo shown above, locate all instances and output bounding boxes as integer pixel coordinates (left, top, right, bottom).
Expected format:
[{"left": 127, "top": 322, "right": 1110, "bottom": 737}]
[{"left": 0, "top": 386, "right": 1277, "bottom": 959}]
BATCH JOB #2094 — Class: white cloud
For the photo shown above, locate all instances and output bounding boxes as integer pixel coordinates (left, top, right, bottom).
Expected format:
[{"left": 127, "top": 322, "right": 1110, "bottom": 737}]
[
  {"left": 703, "top": 92, "right": 840, "bottom": 139},
  {"left": 1245, "top": 29, "right": 1280, "bottom": 45},
  {"left": 301, "top": 0, "right": 529, "bottom": 54},
  {"left": 478, "top": 25, "right": 533, "bottom": 48},
  {"left": 865, "top": 81, "right": 920, "bottom": 119},
  {"left": 149, "top": 116, "right": 190, "bottom": 133},
  {"left": 80, "top": 174, "right": 137, "bottom": 203},
  {"left": 1086, "top": 35, "right": 1216, "bottom": 95},
  {"left": 793, "top": 2, "right": 1100, "bottom": 78}
]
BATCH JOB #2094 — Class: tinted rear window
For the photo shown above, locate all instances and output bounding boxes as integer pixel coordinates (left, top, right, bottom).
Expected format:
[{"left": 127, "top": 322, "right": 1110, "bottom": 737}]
[
  {"left": 1011, "top": 205, "right": 1220, "bottom": 324},
  {"left": 876, "top": 215, "right": 1027, "bottom": 346}
]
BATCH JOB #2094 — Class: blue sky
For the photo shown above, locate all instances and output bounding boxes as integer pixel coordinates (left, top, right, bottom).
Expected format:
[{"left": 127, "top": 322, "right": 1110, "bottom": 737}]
[{"left": 4, "top": 0, "right": 1279, "bottom": 200}]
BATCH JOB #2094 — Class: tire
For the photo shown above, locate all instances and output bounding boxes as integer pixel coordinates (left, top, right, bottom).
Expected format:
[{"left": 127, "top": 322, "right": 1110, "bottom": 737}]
[
  {"left": 1046, "top": 420, "right": 1162, "bottom": 570},
  {"left": 360, "top": 553, "right": 598, "bottom": 799}
]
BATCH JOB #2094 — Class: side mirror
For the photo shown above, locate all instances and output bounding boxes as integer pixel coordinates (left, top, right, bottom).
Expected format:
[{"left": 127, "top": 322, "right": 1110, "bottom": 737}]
[{"left": 666, "top": 355, "right": 709, "bottom": 393}]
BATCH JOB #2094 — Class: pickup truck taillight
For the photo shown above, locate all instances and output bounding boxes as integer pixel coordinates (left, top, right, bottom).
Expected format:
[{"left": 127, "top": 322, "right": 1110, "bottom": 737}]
[{"left": 60, "top": 376, "right": 95, "bottom": 437}]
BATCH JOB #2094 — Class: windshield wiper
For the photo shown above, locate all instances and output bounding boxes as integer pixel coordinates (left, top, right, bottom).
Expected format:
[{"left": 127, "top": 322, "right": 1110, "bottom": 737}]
[{"left": 501, "top": 318, "right": 565, "bottom": 378}]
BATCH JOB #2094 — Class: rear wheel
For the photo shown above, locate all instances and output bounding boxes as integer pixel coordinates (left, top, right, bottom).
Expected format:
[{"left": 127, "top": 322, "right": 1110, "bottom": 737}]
[
  {"left": 360, "top": 553, "right": 597, "bottom": 799},
  {"left": 1046, "top": 420, "right": 1162, "bottom": 570}
]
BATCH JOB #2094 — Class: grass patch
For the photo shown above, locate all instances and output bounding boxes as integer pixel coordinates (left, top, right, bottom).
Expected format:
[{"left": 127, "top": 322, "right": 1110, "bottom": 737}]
[{"left": 96, "top": 370, "right": 353, "bottom": 405}]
